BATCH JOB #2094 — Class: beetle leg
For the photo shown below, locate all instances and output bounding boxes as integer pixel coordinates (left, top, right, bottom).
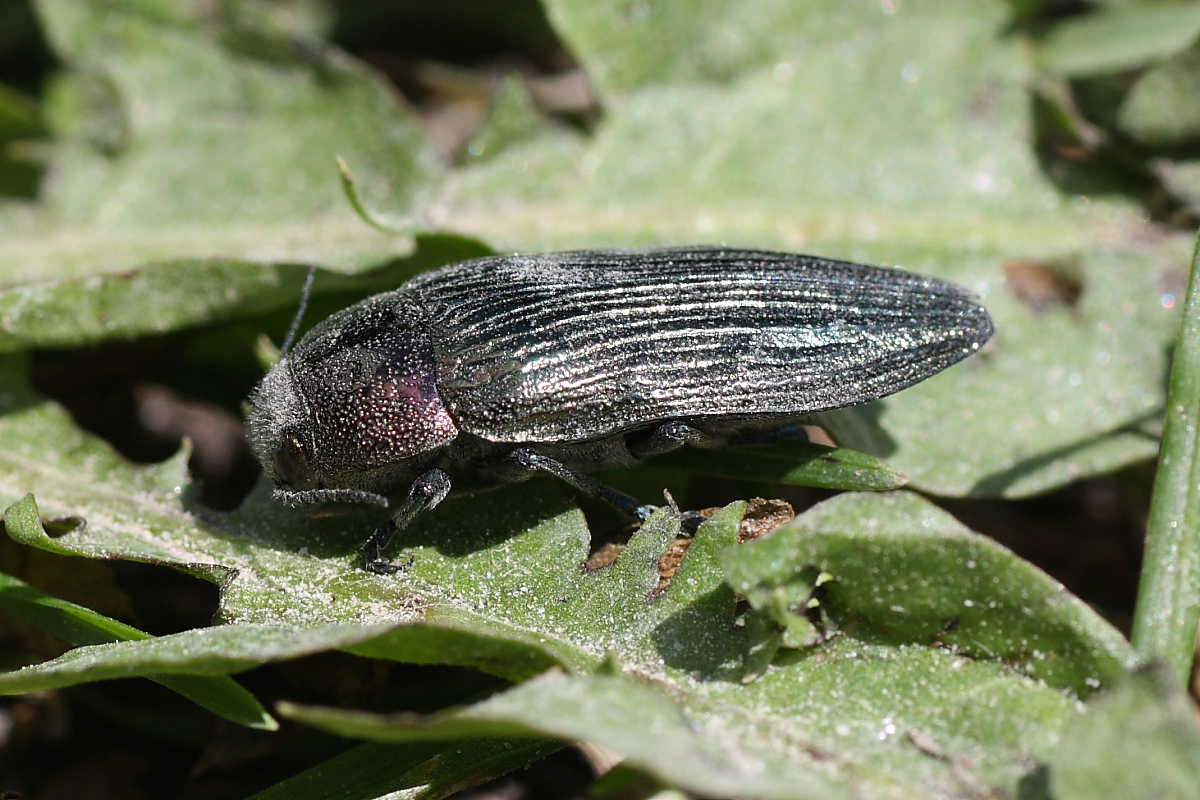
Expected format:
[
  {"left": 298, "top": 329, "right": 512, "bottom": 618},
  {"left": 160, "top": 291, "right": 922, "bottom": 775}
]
[
  {"left": 509, "top": 448, "right": 652, "bottom": 521},
  {"left": 360, "top": 520, "right": 403, "bottom": 574},
  {"left": 360, "top": 468, "right": 453, "bottom": 574},
  {"left": 627, "top": 420, "right": 708, "bottom": 459}
]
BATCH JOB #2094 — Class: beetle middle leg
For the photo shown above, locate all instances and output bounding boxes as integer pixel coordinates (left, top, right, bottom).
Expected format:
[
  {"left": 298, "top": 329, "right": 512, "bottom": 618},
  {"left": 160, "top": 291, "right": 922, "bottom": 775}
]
[
  {"left": 360, "top": 468, "right": 453, "bottom": 574},
  {"left": 627, "top": 420, "right": 709, "bottom": 458},
  {"left": 507, "top": 448, "right": 652, "bottom": 521}
]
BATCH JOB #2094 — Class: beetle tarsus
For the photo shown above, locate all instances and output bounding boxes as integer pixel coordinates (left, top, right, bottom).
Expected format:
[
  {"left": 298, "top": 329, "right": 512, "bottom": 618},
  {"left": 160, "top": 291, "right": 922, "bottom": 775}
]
[
  {"left": 361, "top": 521, "right": 406, "bottom": 574},
  {"left": 680, "top": 511, "right": 707, "bottom": 534},
  {"left": 509, "top": 448, "right": 647, "bottom": 521},
  {"left": 359, "top": 469, "right": 453, "bottom": 573}
]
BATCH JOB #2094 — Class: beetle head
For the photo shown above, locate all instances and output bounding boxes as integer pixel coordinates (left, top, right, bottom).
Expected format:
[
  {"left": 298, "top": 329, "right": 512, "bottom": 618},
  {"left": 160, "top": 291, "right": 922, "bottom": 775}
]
[{"left": 246, "top": 298, "right": 458, "bottom": 508}]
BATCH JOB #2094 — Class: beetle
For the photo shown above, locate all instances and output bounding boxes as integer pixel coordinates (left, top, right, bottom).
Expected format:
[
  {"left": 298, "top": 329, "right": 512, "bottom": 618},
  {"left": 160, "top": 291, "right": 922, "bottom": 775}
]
[{"left": 246, "top": 247, "right": 994, "bottom": 573}]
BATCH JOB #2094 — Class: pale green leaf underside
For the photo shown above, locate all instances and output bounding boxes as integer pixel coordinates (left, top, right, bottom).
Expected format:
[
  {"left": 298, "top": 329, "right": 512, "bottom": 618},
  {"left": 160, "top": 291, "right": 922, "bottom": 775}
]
[
  {"left": 724, "top": 492, "right": 1133, "bottom": 695},
  {"left": 279, "top": 650, "right": 1073, "bottom": 800},
  {"left": 0, "top": 604, "right": 396, "bottom": 693},
  {"left": 2, "top": 352, "right": 1134, "bottom": 795},
  {"left": 1042, "top": 669, "right": 1200, "bottom": 799}
]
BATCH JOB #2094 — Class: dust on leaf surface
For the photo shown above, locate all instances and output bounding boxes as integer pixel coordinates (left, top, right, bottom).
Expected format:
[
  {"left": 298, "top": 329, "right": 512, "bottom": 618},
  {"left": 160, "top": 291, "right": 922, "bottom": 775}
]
[{"left": 1, "top": 348, "right": 1133, "bottom": 795}]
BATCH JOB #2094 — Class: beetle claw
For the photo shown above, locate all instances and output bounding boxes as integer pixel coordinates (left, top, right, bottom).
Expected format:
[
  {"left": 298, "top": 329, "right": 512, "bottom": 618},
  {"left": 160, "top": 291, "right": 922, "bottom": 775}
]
[{"left": 364, "top": 553, "right": 414, "bottom": 575}]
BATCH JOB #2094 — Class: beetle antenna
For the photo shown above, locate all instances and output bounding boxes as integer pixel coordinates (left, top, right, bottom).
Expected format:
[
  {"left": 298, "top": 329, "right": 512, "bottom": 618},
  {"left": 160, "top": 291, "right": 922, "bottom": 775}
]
[{"left": 280, "top": 266, "right": 316, "bottom": 358}]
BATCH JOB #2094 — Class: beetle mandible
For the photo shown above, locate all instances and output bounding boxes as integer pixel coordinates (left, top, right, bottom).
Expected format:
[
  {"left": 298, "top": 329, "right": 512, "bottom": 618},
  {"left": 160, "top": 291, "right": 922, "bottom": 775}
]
[{"left": 246, "top": 247, "right": 994, "bottom": 572}]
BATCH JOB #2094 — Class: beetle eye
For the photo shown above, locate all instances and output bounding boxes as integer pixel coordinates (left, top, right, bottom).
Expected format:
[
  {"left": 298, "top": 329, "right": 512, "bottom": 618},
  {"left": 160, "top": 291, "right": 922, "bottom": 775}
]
[{"left": 273, "top": 434, "right": 309, "bottom": 487}]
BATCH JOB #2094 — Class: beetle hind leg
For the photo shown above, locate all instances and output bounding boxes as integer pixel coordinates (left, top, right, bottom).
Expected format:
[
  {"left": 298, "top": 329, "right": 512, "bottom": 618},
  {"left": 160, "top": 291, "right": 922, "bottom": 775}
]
[
  {"left": 508, "top": 448, "right": 651, "bottom": 521},
  {"left": 627, "top": 420, "right": 709, "bottom": 459}
]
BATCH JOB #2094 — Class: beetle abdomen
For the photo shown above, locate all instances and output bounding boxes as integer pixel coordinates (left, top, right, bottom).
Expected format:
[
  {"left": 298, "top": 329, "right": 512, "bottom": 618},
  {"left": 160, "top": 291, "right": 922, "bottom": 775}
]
[{"left": 409, "top": 247, "right": 993, "bottom": 443}]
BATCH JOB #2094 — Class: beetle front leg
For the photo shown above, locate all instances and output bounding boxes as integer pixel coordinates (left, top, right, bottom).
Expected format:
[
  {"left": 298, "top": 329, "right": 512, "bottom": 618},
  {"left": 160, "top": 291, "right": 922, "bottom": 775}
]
[
  {"left": 508, "top": 448, "right": 652, "bottom": 522},
  {"left": 360, "top": 468, "right": 453, "bottom": 574}
]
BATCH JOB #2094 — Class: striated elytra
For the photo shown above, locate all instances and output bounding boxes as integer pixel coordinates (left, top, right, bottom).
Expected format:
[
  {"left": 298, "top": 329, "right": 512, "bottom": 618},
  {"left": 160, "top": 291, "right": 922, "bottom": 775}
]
[{"left": 246, "top": 247, "right": 994, "bottom": 572}]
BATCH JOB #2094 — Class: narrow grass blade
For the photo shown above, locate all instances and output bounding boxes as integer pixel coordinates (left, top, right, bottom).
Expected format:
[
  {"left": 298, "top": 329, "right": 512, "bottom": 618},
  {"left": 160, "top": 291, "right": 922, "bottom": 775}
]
[
  {"left": 1132, "top": 231, "right": 1200, "bottom": 685},
  {"left": 0, "top": 537, "right": 276, "bottom": 730}
]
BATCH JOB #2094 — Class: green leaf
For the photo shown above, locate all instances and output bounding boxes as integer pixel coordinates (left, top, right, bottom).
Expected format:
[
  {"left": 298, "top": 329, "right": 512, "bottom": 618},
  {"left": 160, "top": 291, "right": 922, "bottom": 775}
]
[
  {"left": 279, "top": 651, "right": 1076, "bottom": 800},
  {"left": 0, "top": 565, "right": 275, "bottom": 729},
  {"left": 1041, "top": 668, "right": 1200, "bottom": 799},
  {"left": 0, "top": 561, "right": 150, "bottom": 645},
  {"left": 1119, "top": 46, "right": 1200, "bottom": 147},
  {"left": 277, "top": 671, "right": 829, "bottom": 800},
  {"left": 0, "top": 233, "right": 491, "bottom": 352},
  {"left": 1154, "top": 159, "right": 1200, "bottom": 215},
  {"left": 0, "top": 3, "right": 1185, "bottom": 792},
  {"left": 0, "top": 83, "right": 40, "bottom": 135},
  {"left": 463, "top": 75, "right": 545, "bottom": 163},
  {"left": 1132, "top": 231, "right": 1200, "bottom": 685},
  {"left": 248, "top": 740, "right": 563, "bottom": 800},
  {"left": 543, "top": 0, "right": 829, "bottom": 97},
  {"left": 643, "top": 441, "right": 907, "bottom": 492},
  {"left": 0, "top": 618, "right": 396, "bottom": 692},
  {"left": 723, "top": 491, "right": 1135, "bottom": 696},
  {"left": 461, "top": 1, "right": 1115, "bottom": 242},
  {"left": 0, "top": 351, "right": 1130, "bottom": 795},
  {"left": 1038, "top": 4, "right": 1200, "bottom": 77},
  {"left": 0, "top": 0, "right": 440, "bottom": 282}
]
